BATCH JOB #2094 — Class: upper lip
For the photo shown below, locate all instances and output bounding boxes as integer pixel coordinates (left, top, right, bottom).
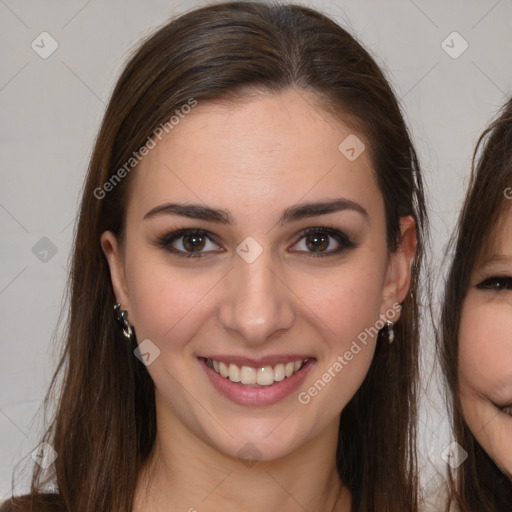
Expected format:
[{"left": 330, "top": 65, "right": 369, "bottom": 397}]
[{"left": 199, "top": 354, "right": 315, "bottom": 367}]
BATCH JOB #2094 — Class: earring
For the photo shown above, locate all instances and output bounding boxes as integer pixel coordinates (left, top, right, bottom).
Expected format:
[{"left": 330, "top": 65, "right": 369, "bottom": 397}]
[
  {"left": 386, "top": 320, "right": 394, "bottom": 344},
  {"left": 114, "top": 303, "right": 133, "bottom": 339}
]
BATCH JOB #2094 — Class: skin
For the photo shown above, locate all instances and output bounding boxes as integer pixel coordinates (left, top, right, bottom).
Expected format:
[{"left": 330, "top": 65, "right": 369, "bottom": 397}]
[
  {"left": 101, "top": 88, "right": 416, "bottom": 511},
  {"left": 459, "top": 206, "right": 512, "bottom": 479}
]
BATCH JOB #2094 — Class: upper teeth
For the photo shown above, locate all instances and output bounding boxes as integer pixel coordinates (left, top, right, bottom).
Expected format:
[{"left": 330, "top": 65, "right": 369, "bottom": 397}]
[{"left": 208, "top": 358, "right": 308, "bottom": 387}]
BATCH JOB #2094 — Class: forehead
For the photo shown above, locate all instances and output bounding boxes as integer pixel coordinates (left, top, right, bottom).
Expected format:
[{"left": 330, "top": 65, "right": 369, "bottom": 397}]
[
  {"left": 491, "top": 204, "right": 512, "bottom": 251},
  {"left": 126, "top": 88, "right": 382, "bottom": 224},
  {"left": 476, "top": 203, "right": 512, "bottom": 267}
]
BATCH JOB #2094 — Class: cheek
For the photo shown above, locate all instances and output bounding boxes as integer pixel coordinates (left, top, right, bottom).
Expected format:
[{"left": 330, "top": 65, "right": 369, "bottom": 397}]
[
  {"left": 296, "top": 251, "right": 388, "bottom": 386},
  {"left": 459, "top": 295, "right": 512, "bottom": 475},
  {"left": 281, "top": 237, "right": 389, "bottom": 351},
  {"left": 124, "top": 250, "right": 224, "bottom": 347},
  {"left": 318, "top": 267, "right": 385, "bottom": 343},
  {"left": 459, "top": 297, "right": 512, "bottom": 392}
]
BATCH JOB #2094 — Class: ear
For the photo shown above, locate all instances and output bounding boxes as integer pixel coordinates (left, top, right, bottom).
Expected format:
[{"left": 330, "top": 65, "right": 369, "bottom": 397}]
[
  {"left": 100, "top": 231, "right": 130, "bottom": 309},
  {"left": 380, "top": 216, "right": 416, "bottom": 321}
]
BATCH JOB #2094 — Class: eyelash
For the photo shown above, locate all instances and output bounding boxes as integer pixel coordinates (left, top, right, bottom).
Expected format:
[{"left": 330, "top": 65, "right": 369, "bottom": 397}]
[
  {"left": 154, "top": 226, "right": 356, "bottom": 259},
  {"left": 476, "top": 276, "right": 512, "bottom": 291}
]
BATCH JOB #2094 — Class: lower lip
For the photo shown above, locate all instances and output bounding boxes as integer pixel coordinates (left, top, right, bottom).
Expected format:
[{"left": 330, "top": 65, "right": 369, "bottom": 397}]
[{"left": 199, "top": 358, "right": 315, "bottom": 406}]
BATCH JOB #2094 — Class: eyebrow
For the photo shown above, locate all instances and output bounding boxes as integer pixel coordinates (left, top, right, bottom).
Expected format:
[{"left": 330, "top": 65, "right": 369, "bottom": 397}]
[
  {"left": 143, "top": 198, "right": 369, "bottom": 225},
  {"left": 478, "top": 254, "right": 512, "bottom": 269}
]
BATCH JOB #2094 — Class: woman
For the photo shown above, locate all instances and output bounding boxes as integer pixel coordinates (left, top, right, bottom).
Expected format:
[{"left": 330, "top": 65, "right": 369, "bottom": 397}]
[
  {"left": 440, "top": 98, "right": 512, "bottom": 511},
  {"left": 1, "top": 2, "right": 426, "bottom": 511}
]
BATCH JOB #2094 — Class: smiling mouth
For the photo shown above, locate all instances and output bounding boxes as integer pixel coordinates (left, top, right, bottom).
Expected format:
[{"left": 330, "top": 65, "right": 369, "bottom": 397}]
[
  {"left": 203, "top": 357, "right": 312, "bottom": 387},
  {"left": 489, "top": 398, "right": 512, "bottom": 417},
  {"left": 498, "top": 404, "right": 512, "bottom": 417}
]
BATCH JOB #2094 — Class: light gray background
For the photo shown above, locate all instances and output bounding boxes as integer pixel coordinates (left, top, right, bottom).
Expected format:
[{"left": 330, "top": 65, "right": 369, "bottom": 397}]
[{"left": 1, "top": 0, "right": 511, "bottom": 504}]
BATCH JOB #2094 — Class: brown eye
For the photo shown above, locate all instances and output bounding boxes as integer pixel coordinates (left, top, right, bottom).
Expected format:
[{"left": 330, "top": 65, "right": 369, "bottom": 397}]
[
  {"left": 182, "top": 233, "right": 206, "bottom": 252},
  {"left": 477, "top": 277, "right": 512, "bottom": 291},
  {"left": 305, "top": 232, "right": 330, "bottom": 252},
  {"left": 156, "top": 229, "right": 222, "bottom": 258},
  {"left": 291, "top": 227, "right": 355, "bottom": 257}
]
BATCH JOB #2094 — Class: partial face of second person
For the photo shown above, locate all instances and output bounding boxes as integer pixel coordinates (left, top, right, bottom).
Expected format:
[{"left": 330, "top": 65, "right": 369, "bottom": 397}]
[
  {"left": 459, "top": 205, "right": 512, "bottom": 477},
  {"left": 101, "top": 88, "right": 415, "bottom": 463}
]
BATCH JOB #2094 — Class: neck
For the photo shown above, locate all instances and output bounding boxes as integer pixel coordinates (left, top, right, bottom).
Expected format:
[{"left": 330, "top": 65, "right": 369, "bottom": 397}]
[{"left": 134, "top": 395, "right": 351, "bottom": 511}]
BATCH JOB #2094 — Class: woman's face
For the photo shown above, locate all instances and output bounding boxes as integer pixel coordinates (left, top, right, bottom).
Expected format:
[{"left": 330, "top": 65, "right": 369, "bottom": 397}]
[
  {"left": 102, "top": 88, "right": 414, "bottom": 462},
  {"left": 459, "top": 205, "right": 512, "bottom": 477}
]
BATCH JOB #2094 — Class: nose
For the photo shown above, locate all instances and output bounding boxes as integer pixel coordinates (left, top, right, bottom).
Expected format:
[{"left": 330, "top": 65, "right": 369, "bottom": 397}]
[{"left": 218, "top": 247, "right": 296, "bottom": 346}]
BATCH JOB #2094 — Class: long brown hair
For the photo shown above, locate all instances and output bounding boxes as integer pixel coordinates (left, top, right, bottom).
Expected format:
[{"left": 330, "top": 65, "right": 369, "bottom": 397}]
[
  {"left": 2, "top": 2, "right": 426, "bottom": 511},
  {"left": 440, "top": 98, "right": 512, "bottom": 511}
]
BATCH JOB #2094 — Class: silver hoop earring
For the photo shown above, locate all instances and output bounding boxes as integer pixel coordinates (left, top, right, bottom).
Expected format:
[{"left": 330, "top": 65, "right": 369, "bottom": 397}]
[
  {"left": 114, "top": 303, "right": 133, "bottom": 339},
  {"left": 386, "top": 320, "right": 394, "bottom": 344}
]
